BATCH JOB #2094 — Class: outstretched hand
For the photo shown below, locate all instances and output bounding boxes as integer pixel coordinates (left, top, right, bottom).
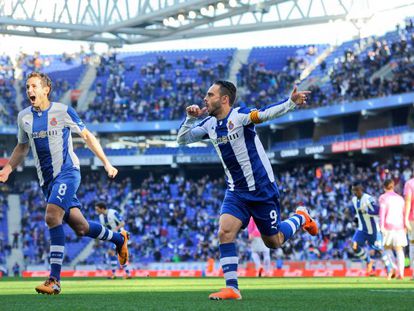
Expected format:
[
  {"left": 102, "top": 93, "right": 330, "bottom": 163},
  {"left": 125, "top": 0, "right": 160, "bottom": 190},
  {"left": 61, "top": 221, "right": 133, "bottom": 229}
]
[
  {"left": 186, "top": 105, "right": 208, "bottom": 118},
  {"left": 290, "top": 86, "right": 311, "bottom": 106}
]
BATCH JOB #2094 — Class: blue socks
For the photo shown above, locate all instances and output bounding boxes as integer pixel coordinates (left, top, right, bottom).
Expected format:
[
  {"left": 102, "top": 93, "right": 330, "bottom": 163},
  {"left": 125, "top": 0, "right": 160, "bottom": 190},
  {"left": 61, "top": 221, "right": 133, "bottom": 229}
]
[
  {"left": 219, "top": 243, "right": 238, "bottom": 289},
  {"left": 354, "top": 246, "right": 370, "bottom": 263},
  {"left": 279, "top": 214, "right": 304, "bottom": 242},
  {"left": 87, "top": 221, "right": 124, "bottom": 247},
  {"left": 49, "top": 225, "right": 65, "bottom": 281}
]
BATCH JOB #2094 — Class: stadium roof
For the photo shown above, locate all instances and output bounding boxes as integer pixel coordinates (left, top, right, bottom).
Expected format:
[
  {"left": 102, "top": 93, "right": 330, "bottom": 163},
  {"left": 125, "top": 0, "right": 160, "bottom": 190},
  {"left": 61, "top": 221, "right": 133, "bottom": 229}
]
[{"left": 0, "top": 0, "right": 410, "bottom": 47}]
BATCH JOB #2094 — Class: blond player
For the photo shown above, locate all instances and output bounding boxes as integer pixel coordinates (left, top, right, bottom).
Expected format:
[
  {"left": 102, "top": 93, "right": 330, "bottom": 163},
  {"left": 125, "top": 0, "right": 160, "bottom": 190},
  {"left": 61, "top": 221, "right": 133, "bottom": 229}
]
[
  {"left": 379, "top": 179, "right": 407, "bottom": 279},
  {"left": 403, "top": 176, "right": 414, "bottom": 279},
  {"left": 247, "top": 218, "right": 271, "bottom": 277}
]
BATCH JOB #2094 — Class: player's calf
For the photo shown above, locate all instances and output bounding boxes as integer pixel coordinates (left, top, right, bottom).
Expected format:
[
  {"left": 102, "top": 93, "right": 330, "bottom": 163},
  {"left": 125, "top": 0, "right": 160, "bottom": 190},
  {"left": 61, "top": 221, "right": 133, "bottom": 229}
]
[{"left": 117, "top": 230, "right": 130, "bottom": 266}]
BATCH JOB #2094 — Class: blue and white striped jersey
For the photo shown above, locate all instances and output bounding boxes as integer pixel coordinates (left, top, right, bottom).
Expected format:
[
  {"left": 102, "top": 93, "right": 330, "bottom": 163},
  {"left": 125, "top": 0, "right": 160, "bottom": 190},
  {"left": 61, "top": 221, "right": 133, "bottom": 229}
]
[
  {"left": 99, "top": 209, "right": 124, "bottom": 232},
  {"left": 351, "top": 193, "right": 380, "bottom": 235},
  {"left": 177, "top": 100, "right": 296, "bottom": 191},
  {"left": 17, "top": 102, "right": 85, "bottom": 187}
]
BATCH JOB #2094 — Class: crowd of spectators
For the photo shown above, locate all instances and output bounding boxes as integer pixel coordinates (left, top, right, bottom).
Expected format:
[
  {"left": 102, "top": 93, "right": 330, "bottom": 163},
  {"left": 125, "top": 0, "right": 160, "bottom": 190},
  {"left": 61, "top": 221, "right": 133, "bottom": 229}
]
[
  {"left": 0, "top": 185, "right": 11, "bottom": 266},
  {"left": 0, "top": 54, "right": 17, "bottom": 125},
  {"left": 1, "top": 20, "right": 414, "bottom": 125},
  {"left": 326, "top": 26, "right": 414, "bottom": 105},
  {"left": 6, "top": 154, "right": 413, "bottom": 268},
  {"left": 238, "top": 20, "right": 414, "bottom": 110},
  {"left": 237, "top": 45, "right": 320, "bottom": 108},
  {"left": 80, "top": 51, "right": 233, "bottom": 123}
]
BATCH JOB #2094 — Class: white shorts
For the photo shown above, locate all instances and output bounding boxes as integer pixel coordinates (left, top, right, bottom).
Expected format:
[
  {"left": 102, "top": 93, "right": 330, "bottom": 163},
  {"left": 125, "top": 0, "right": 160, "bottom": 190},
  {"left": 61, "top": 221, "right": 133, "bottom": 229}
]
[
  {"left": 251, "top": 238, "right": 269, "bottom": 253},
  {"left": 383, "top": 230, "right": 408, "bottom": 247},
  {"left": 408, "top": 221, "right": 414, "bottom": 241}
]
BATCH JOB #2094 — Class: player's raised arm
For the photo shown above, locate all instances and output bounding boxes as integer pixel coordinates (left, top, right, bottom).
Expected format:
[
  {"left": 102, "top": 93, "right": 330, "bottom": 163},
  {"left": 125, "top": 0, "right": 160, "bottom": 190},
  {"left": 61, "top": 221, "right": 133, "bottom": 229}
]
[
  {"left": 80, "top": 128, "right": 118, "bottom": 179},
  {"left": 177, "top": 105, "right": 209, "bottom": 145},
  {"left": 248, "top": 86, "right": 310, "bottom": 124}
]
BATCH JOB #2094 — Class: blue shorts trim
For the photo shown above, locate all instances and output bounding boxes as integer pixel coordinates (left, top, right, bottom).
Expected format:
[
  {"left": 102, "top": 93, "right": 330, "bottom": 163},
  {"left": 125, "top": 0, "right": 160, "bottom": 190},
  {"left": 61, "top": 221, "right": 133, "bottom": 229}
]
[
  {"left": 221, "top": 182, "right": 281, "bottom": 236},
  {"left": 352, "top": 230, "right": 382, "bottom": 251},
  {"left": 42, "top": 168, "right": 82, "bottom": 215}
]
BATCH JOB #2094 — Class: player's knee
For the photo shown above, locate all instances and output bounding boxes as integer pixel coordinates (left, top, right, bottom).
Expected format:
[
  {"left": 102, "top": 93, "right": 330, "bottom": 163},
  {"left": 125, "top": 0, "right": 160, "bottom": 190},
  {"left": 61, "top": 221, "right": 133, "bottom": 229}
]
[
  {"left": 74, "top": 224, "right": 89, "bottom": 236},
  {"left": 218, "top": 228, "right": 236, "bottom": 243},
  {"left": 45, "top": 213, "right": 60, "bottom": 228}
]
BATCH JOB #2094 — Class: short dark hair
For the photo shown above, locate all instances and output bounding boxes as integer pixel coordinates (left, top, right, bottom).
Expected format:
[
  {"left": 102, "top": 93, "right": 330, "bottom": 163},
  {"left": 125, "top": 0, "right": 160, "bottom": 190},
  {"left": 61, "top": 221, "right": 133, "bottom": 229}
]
[
  {"left": 352, "top": 181, "right": 363, "bottom": 189},
  {"left": 214, "top": 80, "right": 237, "bottom": 106},
  {"left": 383, "top": 179, "right": 394, "bottom": 190},
  {"left": 95, "top": 202, "right": 107, "bottom": 210},
  {"left": 26, "top": 72, "right": 53, "bottom": 99}
]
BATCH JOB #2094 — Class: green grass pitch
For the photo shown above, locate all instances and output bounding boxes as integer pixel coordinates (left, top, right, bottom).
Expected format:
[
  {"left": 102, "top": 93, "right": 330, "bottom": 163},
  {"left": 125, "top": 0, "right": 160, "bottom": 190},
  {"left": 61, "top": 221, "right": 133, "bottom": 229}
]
[{"left": 1, "top": 277, "right": 413, "bottom": 310}]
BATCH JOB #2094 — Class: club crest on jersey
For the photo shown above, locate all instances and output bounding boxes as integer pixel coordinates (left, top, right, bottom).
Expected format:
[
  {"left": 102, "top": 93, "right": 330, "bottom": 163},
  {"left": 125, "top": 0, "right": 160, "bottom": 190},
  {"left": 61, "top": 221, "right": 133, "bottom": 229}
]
[
  {"left": 50, "top": 118, "right": 58, "bottom": 126},
  {"left": 227, "top": 120, "right": 234, "bottom": 130}
]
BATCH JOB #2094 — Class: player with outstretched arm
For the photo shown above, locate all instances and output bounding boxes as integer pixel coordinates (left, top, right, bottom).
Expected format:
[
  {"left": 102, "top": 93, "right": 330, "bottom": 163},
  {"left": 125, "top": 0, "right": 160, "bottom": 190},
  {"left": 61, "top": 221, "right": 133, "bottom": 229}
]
[{"left": 177, "top": 80, "right": 318, "bottom": 300}]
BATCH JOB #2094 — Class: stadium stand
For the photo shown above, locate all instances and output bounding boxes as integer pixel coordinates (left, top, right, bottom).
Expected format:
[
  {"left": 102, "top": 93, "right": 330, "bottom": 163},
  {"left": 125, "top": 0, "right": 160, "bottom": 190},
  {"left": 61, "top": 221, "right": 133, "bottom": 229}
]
[
  {"left": 0, "top": 190, "right": 9, "bottom": 266},
  {"left": 9, "top": 153, "right": 410, "bottom": 268},
  {"left": 81, "top": 49, "right": 235, "bottom": 123}
]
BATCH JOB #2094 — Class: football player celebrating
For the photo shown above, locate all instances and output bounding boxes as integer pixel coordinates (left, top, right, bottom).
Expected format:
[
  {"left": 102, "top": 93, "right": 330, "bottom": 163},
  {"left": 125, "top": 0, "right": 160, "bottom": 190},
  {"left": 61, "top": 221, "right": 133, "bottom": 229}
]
[
  {"left": 0, "top": 72, "right": 129, "bottom": 295},
  {"left": 178, "top": 80, "right": 318, "bottom": 300}
]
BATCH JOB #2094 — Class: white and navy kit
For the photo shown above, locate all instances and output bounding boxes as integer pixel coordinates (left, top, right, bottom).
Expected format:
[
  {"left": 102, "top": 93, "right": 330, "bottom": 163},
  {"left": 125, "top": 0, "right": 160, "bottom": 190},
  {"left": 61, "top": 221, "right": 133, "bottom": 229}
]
[
  {"left": 17, "top": 102, "right": 85, "bottom": 212},
  {"left": 177, "top": 99, "right": 296, "bottom": 235},
  {"left": 99, "top": 209, "right": 124, "bottom": 233},
  {"left": 351, "top": 193, "right": 382, "bottom": 250}
]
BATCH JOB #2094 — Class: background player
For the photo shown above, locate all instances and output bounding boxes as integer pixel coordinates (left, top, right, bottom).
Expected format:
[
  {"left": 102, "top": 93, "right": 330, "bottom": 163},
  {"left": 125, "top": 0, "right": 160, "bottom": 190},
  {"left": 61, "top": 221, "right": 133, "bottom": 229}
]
[
  {"left": 95, "top": 202, "right": 131, "bottom": 279},
  {"left": 350, "top": 182, "right": 393, "bottom": 276},
  {"left": 177, "top": 80, "right": 318, "bottom": 300},
  {"left": 403, "top": 175, "right": 414, "bottom": 279},
  {"left": 379, "top": 179, "right": 407, "bottom": 279},
  {"left": 248, "top": 217, "right": 271, "bottom": 277},
  {"left": 0, "top": 72, "right": 129, "bottom": 294}
]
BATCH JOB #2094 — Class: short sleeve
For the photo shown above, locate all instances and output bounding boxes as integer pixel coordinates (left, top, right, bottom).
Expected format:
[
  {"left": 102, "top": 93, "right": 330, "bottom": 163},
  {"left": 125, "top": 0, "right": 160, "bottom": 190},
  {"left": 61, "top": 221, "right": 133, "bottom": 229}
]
[
  {"left": 17, "top": 113, "right": 29, "bottom": 144},
  {"left": 65, "top": 106, "right": 86, "bottom": 134}
]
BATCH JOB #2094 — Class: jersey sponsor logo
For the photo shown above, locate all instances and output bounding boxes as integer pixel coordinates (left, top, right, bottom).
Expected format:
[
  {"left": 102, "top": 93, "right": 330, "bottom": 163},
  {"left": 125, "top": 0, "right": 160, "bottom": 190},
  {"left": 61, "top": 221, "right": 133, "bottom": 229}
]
[
  {"left": 31, "top": 129, "right": 59, "bottom": 139},
  {"left": 212, "top": 133, "right": 240, "bottom": 146},
  {"left": 50, "top": 117, "right": 58, "bottom": 126}
]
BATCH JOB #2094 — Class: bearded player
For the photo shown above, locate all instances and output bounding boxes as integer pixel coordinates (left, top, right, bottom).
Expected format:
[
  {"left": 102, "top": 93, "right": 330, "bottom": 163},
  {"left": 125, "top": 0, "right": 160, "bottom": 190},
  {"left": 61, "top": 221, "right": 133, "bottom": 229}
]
[{"left": 177, "top": 80, "right": 318, "bottom": 300}]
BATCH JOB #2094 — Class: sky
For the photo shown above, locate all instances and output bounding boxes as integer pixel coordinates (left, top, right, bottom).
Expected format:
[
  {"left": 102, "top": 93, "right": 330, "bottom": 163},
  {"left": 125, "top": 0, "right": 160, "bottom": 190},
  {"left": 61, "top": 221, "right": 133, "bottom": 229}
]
[{"left": 0, "top": 0, "right": 413, "bottom": 56}]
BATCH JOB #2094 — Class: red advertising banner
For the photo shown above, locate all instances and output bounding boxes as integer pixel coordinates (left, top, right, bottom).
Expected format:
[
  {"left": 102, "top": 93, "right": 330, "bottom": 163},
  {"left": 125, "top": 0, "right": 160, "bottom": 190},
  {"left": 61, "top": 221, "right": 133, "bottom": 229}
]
[
  {"left": 0, "top": 158, "right": 7, "bottom": 167},
  {"left": 22, "top": 268, "right": 412, "bottom": 278},
  {"left": 332, "top": 134, "right": 402, "bottom": 153}
]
